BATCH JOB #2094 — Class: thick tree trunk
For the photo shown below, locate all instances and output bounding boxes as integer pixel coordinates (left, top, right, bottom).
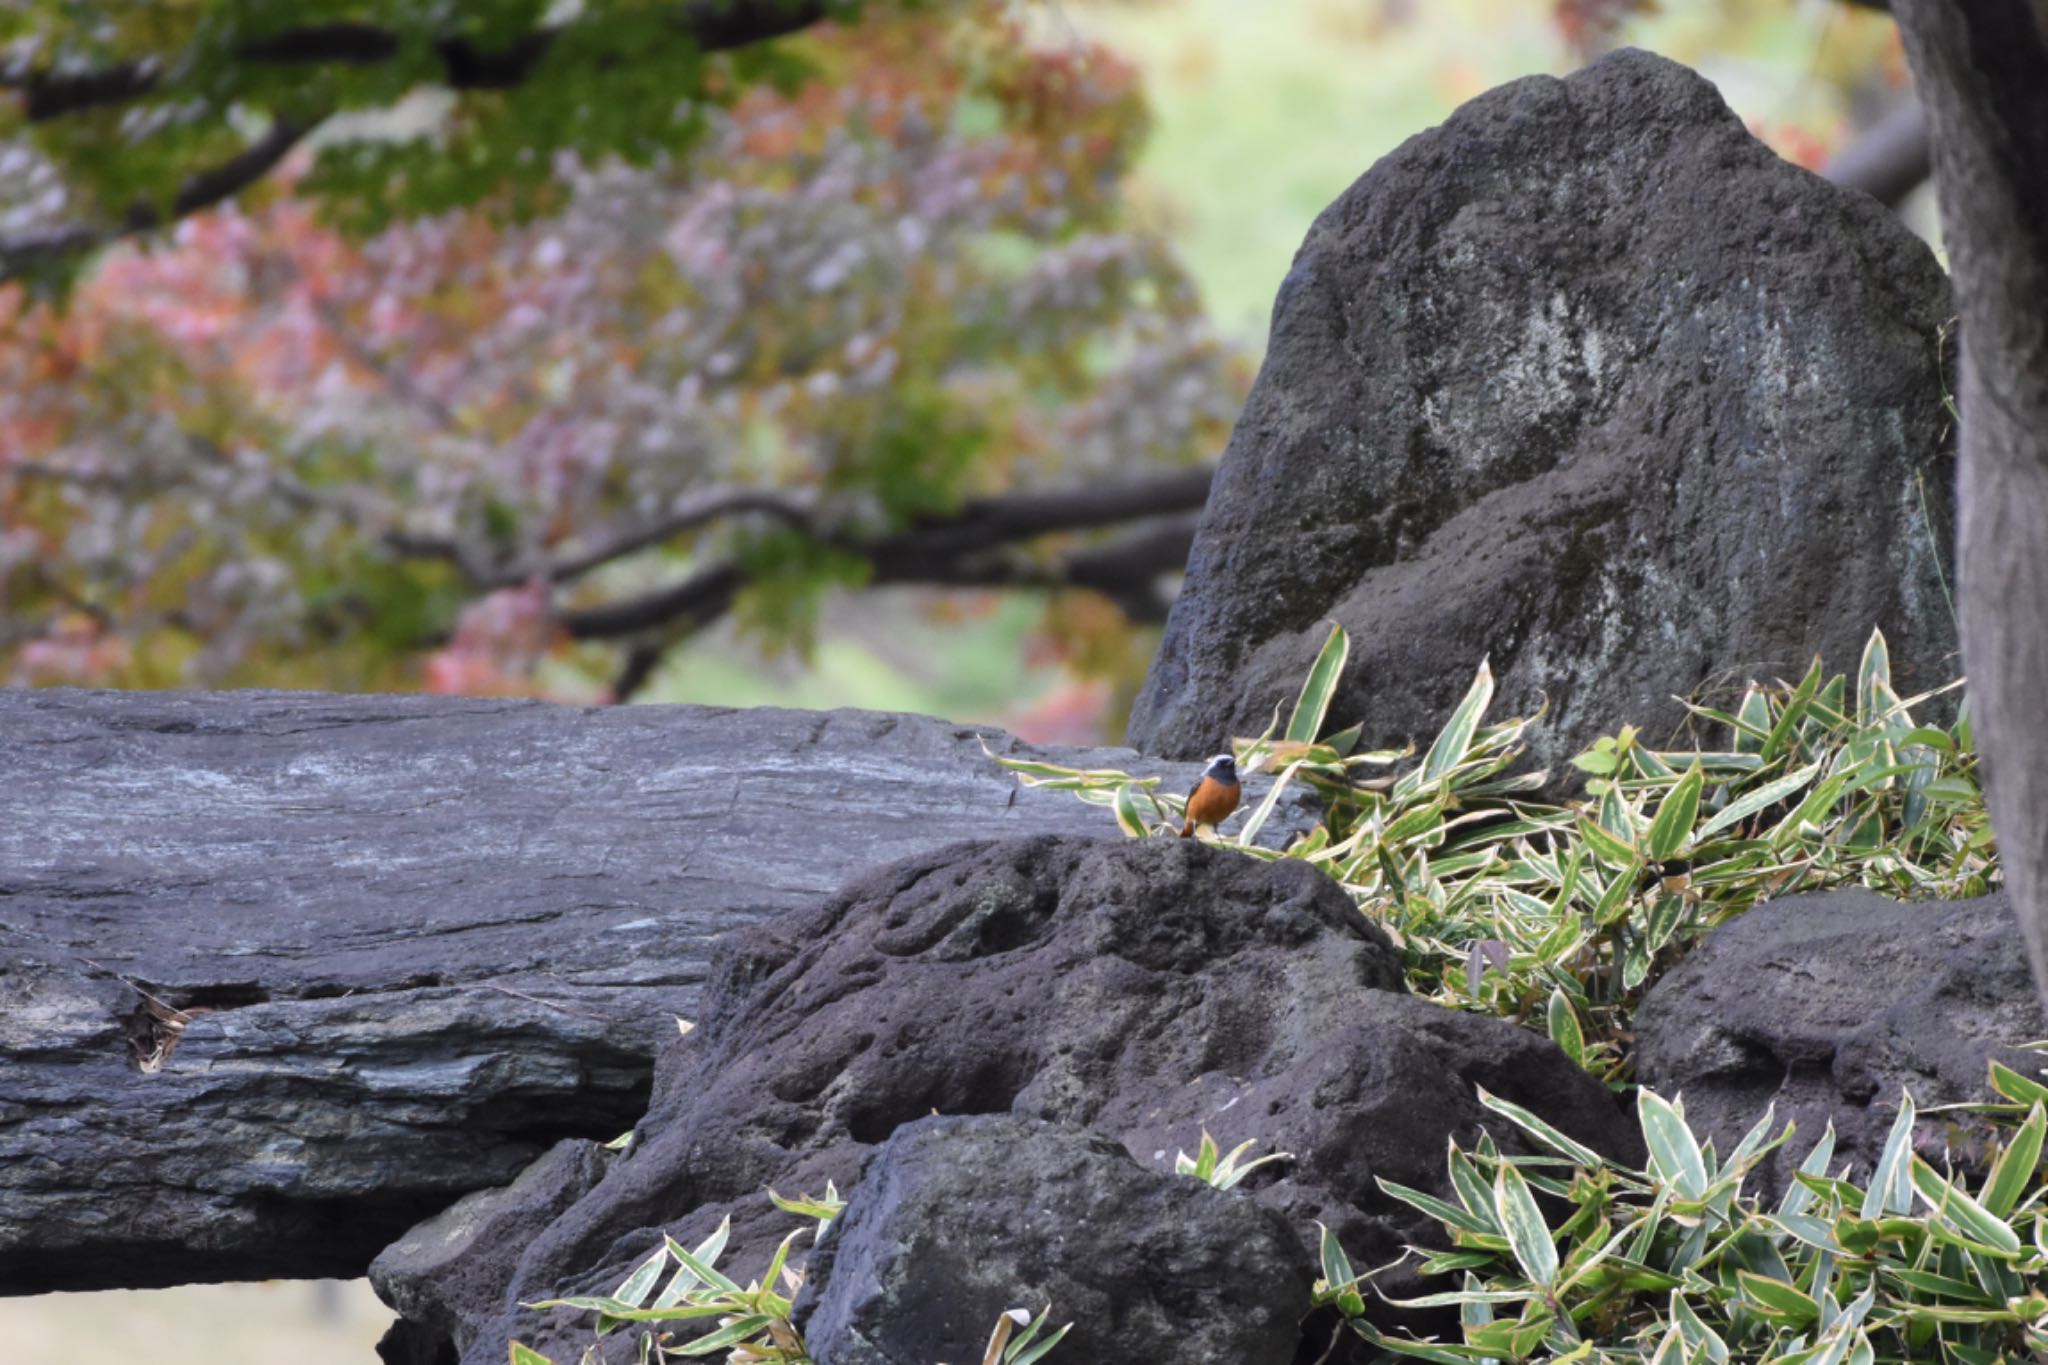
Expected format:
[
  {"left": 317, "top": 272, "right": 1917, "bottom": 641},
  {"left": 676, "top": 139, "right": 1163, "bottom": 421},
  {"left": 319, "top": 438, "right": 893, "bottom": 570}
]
[
  {"left": 0, "top": 690, "right": 1252, "bottom": 1293},
  {"left": 1889, "top": 1, "right": 2048, "bottom": 1003}
]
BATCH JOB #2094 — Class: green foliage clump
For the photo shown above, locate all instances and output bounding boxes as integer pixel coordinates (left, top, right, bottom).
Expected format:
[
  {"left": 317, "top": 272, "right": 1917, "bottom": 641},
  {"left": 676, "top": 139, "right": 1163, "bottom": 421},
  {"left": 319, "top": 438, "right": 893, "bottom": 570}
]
[
  {"left": 514, "top": 1185, "right": 1070, "bottom": 1365},
  {"left": 998, "top": 624, "right": 1993, "bottom": 1082},
  {"left": 1, "top": 0, "right": 864, "bottom": 234},
  {"left": 1320, "top": 1071, "right": 2048, "bottom": 1363},
  {"left": 1175, "top": 1130, "right": 1294, "bottom": 1191}
]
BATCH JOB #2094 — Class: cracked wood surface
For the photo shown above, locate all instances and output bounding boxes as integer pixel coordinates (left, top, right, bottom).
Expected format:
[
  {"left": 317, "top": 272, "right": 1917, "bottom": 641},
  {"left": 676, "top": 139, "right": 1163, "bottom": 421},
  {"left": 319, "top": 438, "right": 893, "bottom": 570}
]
[{"left": 0, "top": 689, "right": 1280, "bottom": 1292}]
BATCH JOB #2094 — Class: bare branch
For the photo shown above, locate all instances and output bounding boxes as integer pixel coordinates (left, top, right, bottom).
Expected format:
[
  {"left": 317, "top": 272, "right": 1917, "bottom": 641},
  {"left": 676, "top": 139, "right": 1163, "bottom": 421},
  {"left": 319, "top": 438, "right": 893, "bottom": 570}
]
[
  {"left": 1822, "top": 100, "right": 1931, "bottom": 208},
  {"left": 538, "top": 489, "right": 819, "bottom": 586},
  {"left": 1064, "top": 513, "right": 1201, "bottom": 622},
  {"left": 561, "top": 562, "right": 746, "bottom": 639},
  {"left": 238, "top": 22, "right": 404, "bottom": 67},
  {"left": 381, "top": 529, "right": 500, "bottom": 589},
  {"left": 583, "top": 507, "right": 1198, "bottom": 699},
  {"left": 150, "top": 117, "right": 318, "bottom": 226},
  {"left": 558, "top": 466, "right": 1215, "bottom": 643},
  {"left": 1, "top": 117, "right": 317, "bottom": 281},
  {"left": 9, "top": 1, "right": 837, "bottom": 123},
  {"left": 610, "top": 642, "right": 672, "bottom": 703},
  {"left": 379, "top": 488, "right": 818, "bottom": 593},
  {"left": 1, "top": 2, "right": 842, "bottom": 278},
  {"left": 875, "top": 466, "right": 1215, "bottom": 561},
  {"left": 12, "top": 60, "right": 163, "bottom": 121}
]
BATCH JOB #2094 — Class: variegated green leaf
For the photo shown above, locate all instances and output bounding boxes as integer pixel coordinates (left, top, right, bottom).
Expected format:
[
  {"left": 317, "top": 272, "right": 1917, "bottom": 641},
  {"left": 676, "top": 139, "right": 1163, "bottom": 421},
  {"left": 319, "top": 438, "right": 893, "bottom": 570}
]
[
  {"left": 1908, "top": 1155, "right": 2022, "bottom": 1254},
  {"left": 1639, "top": 1090, "right": 1708, "bottom": 1199},
  {"left": 1861, "top": 1092, "right": 1916, "bottom": 1218},
  {"left": 1422, "top": 659, "right": 1495, "bottom": 785},
  {"left": 1287, "top": 623, "right": 1350, "bottom": 744},
  {"left": 1494, "top": 1162, "right": 1558, "bottom": 1288},
  {"left": 1982, "top": 1101, "right": 2046, "bottom": 1218},
  {"left": 1645, "top": 762, "right": 1704, "bottom": 862}
]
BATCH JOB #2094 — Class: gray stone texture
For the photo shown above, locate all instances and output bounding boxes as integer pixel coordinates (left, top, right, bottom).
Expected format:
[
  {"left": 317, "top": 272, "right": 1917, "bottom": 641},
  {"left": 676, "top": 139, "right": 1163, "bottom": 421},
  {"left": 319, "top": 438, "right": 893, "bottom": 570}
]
[
  {"left": 0, "top": 687, "right": 1304, "bottom": 1292},
  {"left": 1129, "top": 48, "right": 1957, "bottom": 777},
  {"left": 1636, "top": 889, "right": 2044, "bottom": 1198},
  {"left": 794, "top": 1115, "right": 1311, "bottom": 1365},
  {"left": 436, "top": 835, "right": 1635, "bottom": 1365}
]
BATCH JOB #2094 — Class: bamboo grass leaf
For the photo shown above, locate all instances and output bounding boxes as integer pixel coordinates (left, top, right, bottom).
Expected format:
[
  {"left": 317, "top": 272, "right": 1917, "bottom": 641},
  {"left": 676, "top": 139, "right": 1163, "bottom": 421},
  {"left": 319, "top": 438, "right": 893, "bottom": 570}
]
[
  {"left": 1494, "top": 1162, "right": 1559, "bottom": 1288},
  {"left": 1639, "top": 1090, "right": 1708, "bottom": 1199},
  {"left": 1546, "top": 987, "right": 1585, "bottom": 1068},
  {"left": 1422, "top": 659, "right": 1495, "bottom": 785},
  {"left": 1908, "top": 1156, "right": 2023, "bottom": 1254},
  {"left": 1857, "top": 628, "right": 1891, "bottom": 727},
  {"left": 1982, "top": 1101, "right": 2046, "bottom": 1218},
  {"left": 1695, "top": 759, "right": 1824, "bottom": 841},
  {"left": 1287, "top": 623, "right": 1351, "bottom": 744},
  {"left": 1237, "top": 759, "right": 1305, "bottom": 847},
  {"left": 1862, "top": 1092, "right": 1917, "bottom": 1218},
  {"left": 1646, "top": 763, "right": 1704, "bottom": 862}
]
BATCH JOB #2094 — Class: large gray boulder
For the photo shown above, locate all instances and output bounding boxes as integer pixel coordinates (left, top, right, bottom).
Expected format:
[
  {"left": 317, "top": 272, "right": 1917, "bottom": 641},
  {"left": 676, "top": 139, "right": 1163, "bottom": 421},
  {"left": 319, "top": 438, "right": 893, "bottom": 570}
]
[
  {"left": 795, "top": 1115, "right": 1311, "bottom": 1365},
  {"left": 1635, "top": 889, "right": 2044, "bottom": 1198},
  {"left": 0, "top": 688, "right": 1300, "bottom": 1294},
  {"left": 1128, "top": 47, "right": 1956, "bottom": 774},
  {"left": 417, "top": 835, "right": 1636, "bottom": 1365}
]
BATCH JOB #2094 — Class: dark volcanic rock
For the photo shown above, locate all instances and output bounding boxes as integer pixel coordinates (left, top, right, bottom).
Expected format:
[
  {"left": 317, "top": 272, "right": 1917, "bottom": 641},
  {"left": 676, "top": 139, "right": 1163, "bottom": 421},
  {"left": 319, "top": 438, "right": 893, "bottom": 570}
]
[
  {"left": 371, "top": 1139, "right": 612, "bottom": 1359},
  {"left": 434, "top": 836, "right": 1635, "bottom": 1365},
  {"left": 794, "top": 1115, "right": 1312, "bottom": 1365},
  {"left": 0, "top": 688, "right": 1301, "bottom": 1294},
  {"left": 1635, "top": 889, "right": 2043, "bottom": 1197},
  {"left": 1129, "top": 47, "right": 1956, "bottom": 774}
]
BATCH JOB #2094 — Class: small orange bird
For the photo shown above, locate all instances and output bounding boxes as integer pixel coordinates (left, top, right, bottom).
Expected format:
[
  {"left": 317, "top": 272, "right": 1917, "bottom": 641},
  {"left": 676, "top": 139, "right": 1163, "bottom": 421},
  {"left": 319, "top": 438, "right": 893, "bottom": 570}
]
[{"left": 1179, "top": 753, "right": 1241, "bottom": 837}]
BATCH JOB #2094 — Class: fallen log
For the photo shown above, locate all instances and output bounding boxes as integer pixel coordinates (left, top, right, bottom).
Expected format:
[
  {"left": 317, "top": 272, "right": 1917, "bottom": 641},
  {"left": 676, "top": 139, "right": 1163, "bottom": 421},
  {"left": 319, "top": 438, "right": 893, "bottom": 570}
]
[{"left": 0, "top": 689, "right": 1245, "bottom": 1293}]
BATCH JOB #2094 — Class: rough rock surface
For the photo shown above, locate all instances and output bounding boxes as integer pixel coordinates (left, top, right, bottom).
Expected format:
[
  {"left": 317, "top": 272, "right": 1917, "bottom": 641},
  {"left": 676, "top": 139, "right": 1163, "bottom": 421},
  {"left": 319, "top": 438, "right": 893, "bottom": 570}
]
[
  {"left": 0, "top": 688, "right": 1300, "bottom": 1293},
  {"left": 1129, "top": 47, "right": 1957, "bottom": 774},
  {"left": 372, "top": 1138, "right": 611, "bottom": 1361},
  {"left": 418, "top": 836, "right": 1636, "bottom": 1365},
  {"left": 1635, "top": 889, "right": 2043, "bottom": 1197},
  {"left": 794, "top": 1115, "right": 1312, "bottom": 1365}
]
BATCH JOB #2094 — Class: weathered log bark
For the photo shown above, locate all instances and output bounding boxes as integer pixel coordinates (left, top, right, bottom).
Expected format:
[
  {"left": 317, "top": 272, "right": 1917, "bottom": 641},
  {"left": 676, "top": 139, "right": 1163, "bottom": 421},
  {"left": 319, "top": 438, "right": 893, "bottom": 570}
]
[
  {"left": 1890, "top": 1, "right": 2048, "bottom": 1003},
  {"left": 0, "top": 689, "right": 1262, "bottom": 1294}
]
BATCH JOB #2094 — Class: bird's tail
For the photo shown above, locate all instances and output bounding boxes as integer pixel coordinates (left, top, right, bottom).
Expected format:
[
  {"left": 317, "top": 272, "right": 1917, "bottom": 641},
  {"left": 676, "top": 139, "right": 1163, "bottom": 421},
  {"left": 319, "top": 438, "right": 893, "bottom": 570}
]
[{"left": 1179, "top": 818, "right": 1195, "bottom": 837}]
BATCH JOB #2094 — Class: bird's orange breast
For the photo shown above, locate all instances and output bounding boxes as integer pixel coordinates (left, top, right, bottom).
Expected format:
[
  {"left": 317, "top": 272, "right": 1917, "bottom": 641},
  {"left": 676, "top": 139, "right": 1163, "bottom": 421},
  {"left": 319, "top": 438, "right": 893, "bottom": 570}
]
[{"left": 1185, "top": 777, "right": 1241, "bottom": 826}]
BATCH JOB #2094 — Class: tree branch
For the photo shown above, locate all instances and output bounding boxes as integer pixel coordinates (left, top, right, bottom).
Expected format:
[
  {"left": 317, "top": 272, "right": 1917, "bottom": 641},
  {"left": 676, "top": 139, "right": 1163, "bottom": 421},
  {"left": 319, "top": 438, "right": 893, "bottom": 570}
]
[
  {"left": 1821, "top": 100, "right": 1932, "bottom": 208},
  {"left": 150, "top": 117, "right": 318, "bottom": 226},
  {"left": 556, "top": 468, "right": 1214, "bottom": 644},
  {"left": 1, "top": 2, "right": 842, "bottom": 279},
  {"left": 561, "top": 563, "right": 747, "bottom": 639},
  {"left": 538, "top": 489, "right": 819, "bottom": 586},
  {"left": 238, "top": 22, "right": 404, "bottom": 67},
  {"left": 872, "top": 466, "right": 1215, "bottom": 561},
  {"left": 582, "top": 509, "right": 1200, "bottom": 700},
  {"left": 0, "top": 117, "right": 316, "bottom": 281},
  {"left": 8, "top": 1, "right": 837, "bottom": 124},
  {"left": 10, "top": 61, "right": 164, "bottom": 122},
  {"left": 1064, "top": 514, "right": 1202, "bottom": 622}
]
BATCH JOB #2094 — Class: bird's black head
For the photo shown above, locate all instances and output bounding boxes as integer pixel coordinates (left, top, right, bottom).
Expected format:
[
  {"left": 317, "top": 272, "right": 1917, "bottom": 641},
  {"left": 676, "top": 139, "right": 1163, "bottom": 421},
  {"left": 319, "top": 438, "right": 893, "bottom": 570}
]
[{"left": 1203, "top": 753, "right": 1238, "bottom": 785}]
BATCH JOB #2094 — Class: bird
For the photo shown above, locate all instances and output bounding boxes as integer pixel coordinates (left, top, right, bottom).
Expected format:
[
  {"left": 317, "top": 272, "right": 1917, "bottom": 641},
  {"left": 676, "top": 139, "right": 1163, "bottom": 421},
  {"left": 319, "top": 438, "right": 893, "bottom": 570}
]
[{"left": 1179, "top": 753, "right": 1241, "bottom": 837}]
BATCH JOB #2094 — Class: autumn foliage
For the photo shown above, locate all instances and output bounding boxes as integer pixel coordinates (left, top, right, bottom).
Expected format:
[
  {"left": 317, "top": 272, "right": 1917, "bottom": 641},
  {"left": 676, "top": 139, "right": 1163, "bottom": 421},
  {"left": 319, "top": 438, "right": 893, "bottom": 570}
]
[{"left": 1, "top": 3, "right": 1244, "bottom": 699}]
